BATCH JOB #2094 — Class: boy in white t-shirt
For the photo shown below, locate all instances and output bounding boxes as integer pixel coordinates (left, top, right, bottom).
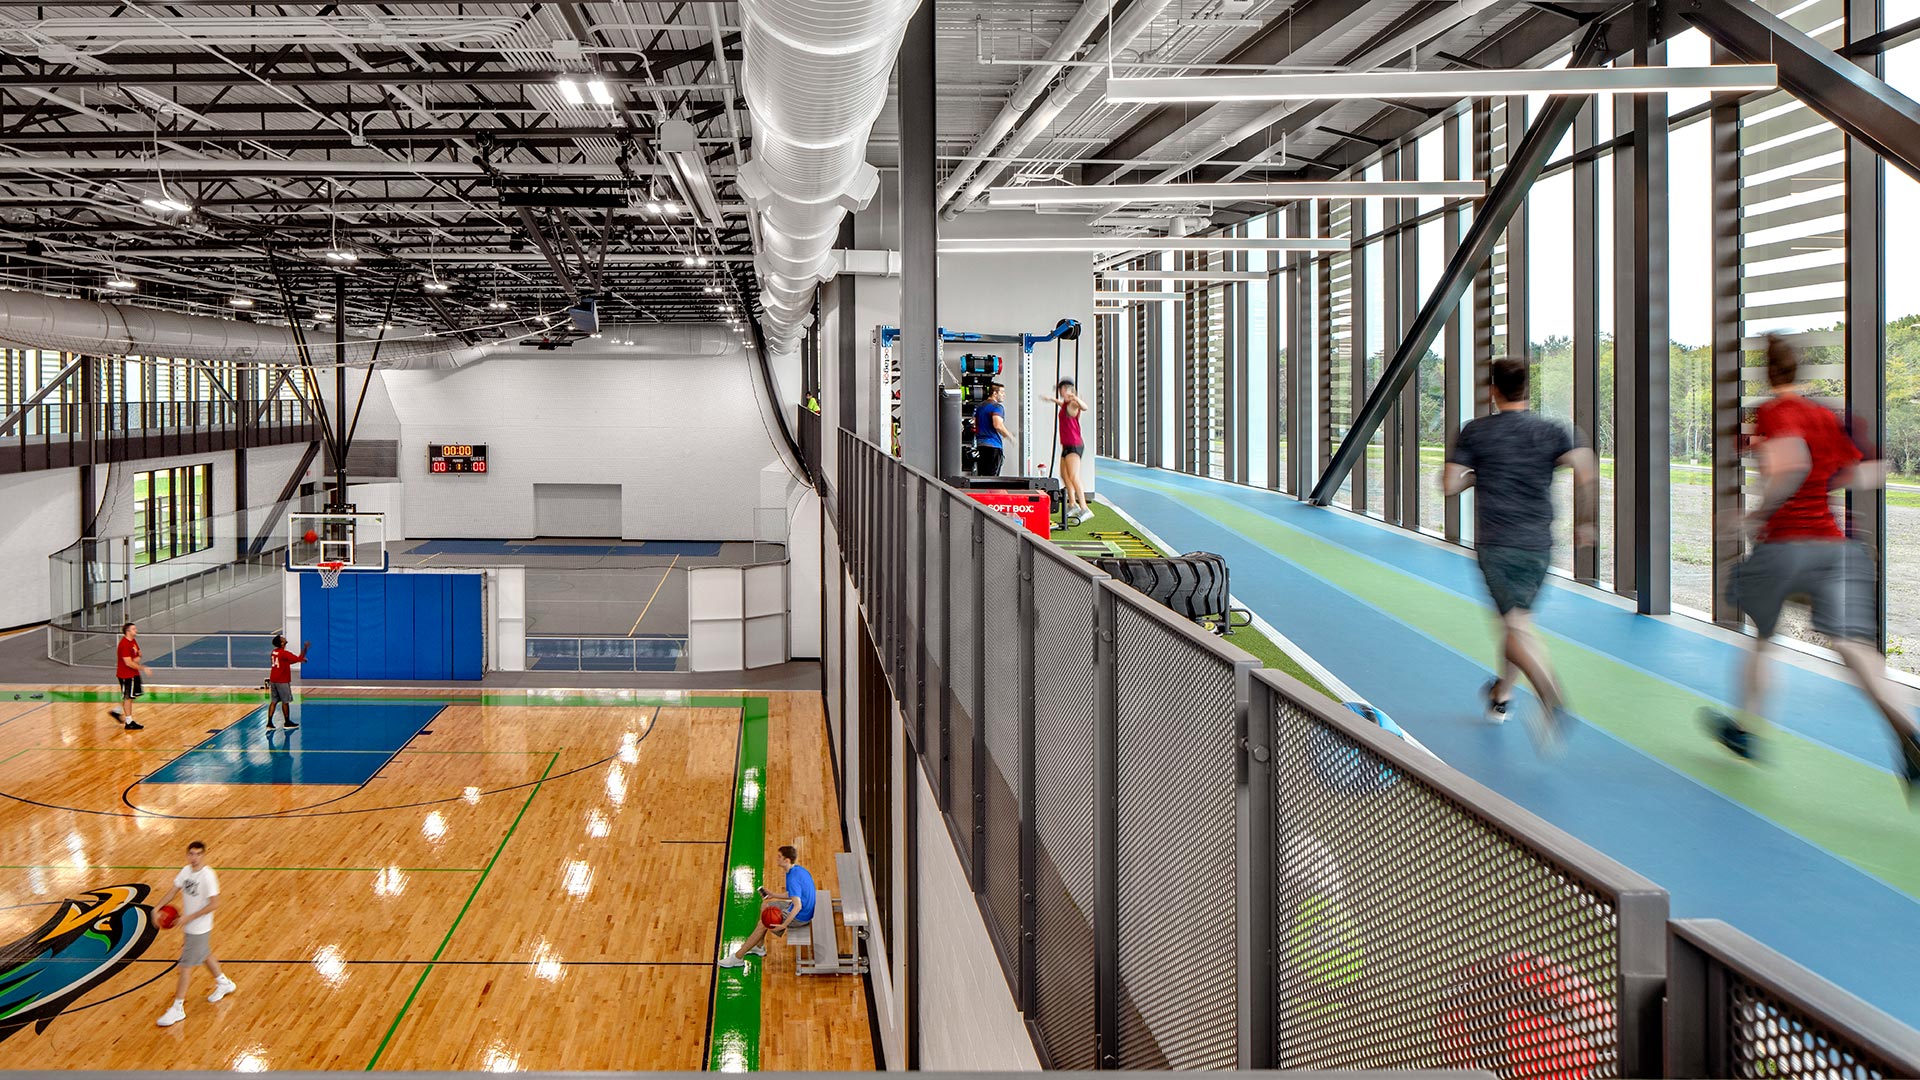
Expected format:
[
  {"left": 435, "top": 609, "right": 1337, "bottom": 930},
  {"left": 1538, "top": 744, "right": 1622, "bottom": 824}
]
[{"left": 152, "top": 841, "right": 236, "bottom": 1027}]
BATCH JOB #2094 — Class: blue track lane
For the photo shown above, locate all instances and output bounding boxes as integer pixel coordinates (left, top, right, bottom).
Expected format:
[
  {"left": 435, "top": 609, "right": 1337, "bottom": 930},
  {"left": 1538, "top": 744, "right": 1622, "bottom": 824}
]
[{"left": 1098, "top": 459, "right": 1920, "bottom": 1028}]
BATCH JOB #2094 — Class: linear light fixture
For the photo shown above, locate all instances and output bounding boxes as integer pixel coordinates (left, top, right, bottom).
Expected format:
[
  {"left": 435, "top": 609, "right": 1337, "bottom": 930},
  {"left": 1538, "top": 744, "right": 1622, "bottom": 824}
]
[
  {"left": 105, "top": 275, "right": 136, "bottom": 291},
  {"left": 556, "top": 76, "right": 585, "bottom": 106},
  {"left": 1095, "top": 291, "right": 1194, "bottom": 300},
  {"left": 1104, "top": 270, "right": 1268, "bottom": 282},
  {"left": 991, "top": 179, "right": 1485, "bottom": 206},
  {"left": 228, "top": 297, "right": 255, "bottom": 308},
  {"left": 1106, "top": 65, "right": 1778, "bottom": 104},
  {"left": 942, "top": 236, "right": 1348, "bottom": 254}
]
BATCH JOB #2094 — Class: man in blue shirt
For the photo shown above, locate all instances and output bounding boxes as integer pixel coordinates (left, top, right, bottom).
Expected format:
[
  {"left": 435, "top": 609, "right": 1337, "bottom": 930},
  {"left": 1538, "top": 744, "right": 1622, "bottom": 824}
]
[
  {"left": 974, "top": 383, "right": 1010, "bottom": 476},
  {"left": 718, "top": 845, "right": 817, "bottom": 968}
]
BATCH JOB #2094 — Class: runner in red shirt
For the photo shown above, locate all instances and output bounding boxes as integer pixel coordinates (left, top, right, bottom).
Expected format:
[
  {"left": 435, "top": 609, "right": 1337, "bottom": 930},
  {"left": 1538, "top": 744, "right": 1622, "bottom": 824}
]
[
  {"left": 1704, "top": 335, "right": 1920, "bottom": 799},
  {"left": 264, "top": 634, "right": 310, "bottom": 731},
  {"left": 110, "top": 622, "right": 148, "bottom": 731}
]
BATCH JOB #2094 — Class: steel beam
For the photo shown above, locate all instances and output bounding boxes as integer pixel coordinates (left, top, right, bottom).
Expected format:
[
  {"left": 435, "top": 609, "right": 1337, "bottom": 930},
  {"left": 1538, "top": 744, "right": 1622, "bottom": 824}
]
[
  {"left": 1844, "top": 0, "right": 1887, "bottom": 645},
  {"left": 1309, "top": 19, "right": 1609, "bottom": 506},
  {"left": 1710, "top": 41, "right": 1745, "bottom": 626},
  {"left": 1571, "top": 98, "right": 1600, "bottom": 585},
  {"left": 1677, "top": 0, "right": 1920, "bottom": 184},
  {"left": 1615, "top": 6, "right": 1671, "bottom": 614},
  {"left": 898, "top": 0, "right": 938, "bottom": 474}
]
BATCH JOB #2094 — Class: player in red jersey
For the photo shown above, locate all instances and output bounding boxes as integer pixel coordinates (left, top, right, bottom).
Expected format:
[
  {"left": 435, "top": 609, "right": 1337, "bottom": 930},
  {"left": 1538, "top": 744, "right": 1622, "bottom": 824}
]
[
  {"left": 1704, "top": 335, "right": 1920, "bottom": 799},
  {"left": 109, "top": 622, "right": 148, "bottom": 731}
]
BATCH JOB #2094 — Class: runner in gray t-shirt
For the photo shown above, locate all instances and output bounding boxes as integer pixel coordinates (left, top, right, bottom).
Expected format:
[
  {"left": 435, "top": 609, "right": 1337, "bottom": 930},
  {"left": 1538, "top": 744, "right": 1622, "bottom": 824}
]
[{"left": 1446, "top": 357, "right": 1599, "bottom": 753}]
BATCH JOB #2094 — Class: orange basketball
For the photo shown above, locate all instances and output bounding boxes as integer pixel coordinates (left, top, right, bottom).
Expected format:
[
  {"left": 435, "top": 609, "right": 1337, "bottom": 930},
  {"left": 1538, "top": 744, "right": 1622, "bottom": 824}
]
[
  {"left": 760, "top": 905, "right": 783, "bottom": 928},
  {"left": 156, "top": 904, "right": 179, "bottom": 929},
  {"left": 303, "top": 529, "right": 318, "bottom": 545}
]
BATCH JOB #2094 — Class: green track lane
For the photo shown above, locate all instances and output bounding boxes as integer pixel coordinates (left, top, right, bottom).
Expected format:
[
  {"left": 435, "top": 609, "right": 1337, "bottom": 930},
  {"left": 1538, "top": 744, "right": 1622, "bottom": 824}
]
[
  {"left": 707, "top": 698, "right": 769, "bottom": 1072},
  {"left": 1118, "top": 472, "right": 1920, "bottom": 900}
]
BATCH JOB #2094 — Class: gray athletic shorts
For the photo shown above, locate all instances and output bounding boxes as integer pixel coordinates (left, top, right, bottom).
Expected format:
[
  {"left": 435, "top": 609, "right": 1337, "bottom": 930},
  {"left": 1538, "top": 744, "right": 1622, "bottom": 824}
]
[
  {"left": 1730, "top": 540, "right": 1875, "bottom": 642},
  {"left": 269, "top": 682, "right": 293, "bottom": 704},
  {"left": 1477, "top": 545, "right": 1552, "bottom": 615},
  {"left": 180, "top": 931, "right": 211, "bottom": 967}
]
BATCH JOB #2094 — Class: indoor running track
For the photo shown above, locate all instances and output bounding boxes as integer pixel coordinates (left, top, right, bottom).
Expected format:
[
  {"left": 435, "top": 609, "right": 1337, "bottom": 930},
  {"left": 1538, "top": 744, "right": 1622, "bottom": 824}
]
[{"left": 1096, "top": 457, "right": 1920, "bottom": 1028}]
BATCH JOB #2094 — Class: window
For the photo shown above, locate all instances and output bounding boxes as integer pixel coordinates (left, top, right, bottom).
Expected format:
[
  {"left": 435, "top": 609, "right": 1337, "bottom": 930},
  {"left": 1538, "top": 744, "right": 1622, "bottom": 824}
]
[
  {"left": 134, "top": 464, "right": 213, "bottom": 566},
  {"left": 1885, "top": 35, "right": 1920, "bottom": 672},
  {"left": 1322, "top": 201, "right": 1356, "bottom": 508}
]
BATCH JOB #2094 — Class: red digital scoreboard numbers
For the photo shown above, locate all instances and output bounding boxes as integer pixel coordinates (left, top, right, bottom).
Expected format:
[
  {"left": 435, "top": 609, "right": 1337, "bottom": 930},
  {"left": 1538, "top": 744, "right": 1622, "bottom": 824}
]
[{"left": 429, "top": 443, "right": 488, "bottom": 473}]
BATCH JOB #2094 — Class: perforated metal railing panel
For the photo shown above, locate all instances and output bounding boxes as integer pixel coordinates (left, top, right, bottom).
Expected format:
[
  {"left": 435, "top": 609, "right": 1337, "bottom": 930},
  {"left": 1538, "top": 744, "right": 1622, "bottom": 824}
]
[
  {"left": 1030, "top": 555, "right": 1101, "bottom": 1069},
  {"left": 945, "top": 494, "right": 979, "bottom": 860},
  {"left": 1269, "top": 694, "right": 1625, "bottom": 1077},
  {"left": 901, "top": 475, "right": 922, "bottom": 728},
  {"left": 1726, "top": 976, "right": 1895, "bottom": 1080},
  {"left": 921, "top": 479, "right": 946, "bottom": 794},
  {"left": 1112, "top": 597, "right": 1241, "bottom": 1070},
  {"left": 980, "top": 520, "right": 1026, "bottom": 970}
]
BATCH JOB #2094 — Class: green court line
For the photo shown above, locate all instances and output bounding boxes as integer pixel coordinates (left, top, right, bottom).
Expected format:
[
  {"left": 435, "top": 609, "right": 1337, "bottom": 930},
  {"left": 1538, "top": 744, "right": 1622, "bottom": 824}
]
[
  {"left": 364, "top": 750, "right": 560, "bottom": 1071},
  {"left": 1118, "top": 473, "right": 1920, "bottom": 899},
  {"left": 707, "top": 699, "right": 768, "bottom": 1073},
  {"left": 4, "top": 861, "right": 482, "bottom": 873}
]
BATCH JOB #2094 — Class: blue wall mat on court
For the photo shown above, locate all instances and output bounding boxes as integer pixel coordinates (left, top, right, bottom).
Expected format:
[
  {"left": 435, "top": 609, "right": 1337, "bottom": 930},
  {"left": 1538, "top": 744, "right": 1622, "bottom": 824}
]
[{"left": 300, "top": 571, "right": 484, "bottom": 680}]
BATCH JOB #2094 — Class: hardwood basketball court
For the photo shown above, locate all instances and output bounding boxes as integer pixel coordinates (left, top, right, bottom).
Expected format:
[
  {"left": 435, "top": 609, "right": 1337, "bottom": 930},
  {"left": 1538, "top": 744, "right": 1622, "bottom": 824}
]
[{"left": 0, "top": 685, "right": 871, "bottom": 1071}]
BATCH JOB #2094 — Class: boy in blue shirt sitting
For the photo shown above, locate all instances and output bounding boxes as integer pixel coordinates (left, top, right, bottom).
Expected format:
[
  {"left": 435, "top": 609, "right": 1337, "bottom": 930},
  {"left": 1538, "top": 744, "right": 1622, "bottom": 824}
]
[{"left": 718, "top": 845, "right": 817, "bottom": 968}]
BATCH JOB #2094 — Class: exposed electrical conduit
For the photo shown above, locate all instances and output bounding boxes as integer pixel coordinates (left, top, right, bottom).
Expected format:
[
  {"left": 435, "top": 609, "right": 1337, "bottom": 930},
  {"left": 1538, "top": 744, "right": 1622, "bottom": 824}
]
[
  {"left": 935, "top": 0, "right": 1116, "bottom": 208},
  {"left": 944, "top": 0, "right": 1181, "bottom": 220},
  {"left": 735, "top": 0, "right": 921, "bottom": 354}
]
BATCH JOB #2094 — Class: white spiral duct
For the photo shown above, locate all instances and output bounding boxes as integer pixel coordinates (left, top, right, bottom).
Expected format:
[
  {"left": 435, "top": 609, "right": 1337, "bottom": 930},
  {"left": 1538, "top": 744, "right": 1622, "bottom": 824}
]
[
  {"left": 0, "top": 291, "right": 492, "bottom": 368},
  {"left": 738, "top": 0, "right": 920, "bottom": 352}
]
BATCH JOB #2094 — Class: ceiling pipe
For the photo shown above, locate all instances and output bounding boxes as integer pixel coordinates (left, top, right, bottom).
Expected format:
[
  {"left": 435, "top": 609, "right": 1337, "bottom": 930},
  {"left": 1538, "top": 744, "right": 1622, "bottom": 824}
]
[
  {"left": 0, "top": 291, "right": 492, "bottom": 368},
  {"left": 934, "top": 0, "right": 1114, "bottom": 211},
  {"left": 944, "top": 0, "right": 1180, "bottom": 220}
]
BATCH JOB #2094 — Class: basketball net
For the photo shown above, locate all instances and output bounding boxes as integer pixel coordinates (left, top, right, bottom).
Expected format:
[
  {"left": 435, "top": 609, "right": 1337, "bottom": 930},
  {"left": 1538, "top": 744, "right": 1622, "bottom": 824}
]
[{"left": 318, "top": 561, "right": 345, "bottom": 589}]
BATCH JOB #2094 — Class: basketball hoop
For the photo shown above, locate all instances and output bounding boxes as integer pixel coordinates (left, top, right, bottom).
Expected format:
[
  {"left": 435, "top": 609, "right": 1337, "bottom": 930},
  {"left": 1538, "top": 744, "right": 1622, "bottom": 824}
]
[{"left": 317, "top": 561, "right": 345, "bottom": 589}]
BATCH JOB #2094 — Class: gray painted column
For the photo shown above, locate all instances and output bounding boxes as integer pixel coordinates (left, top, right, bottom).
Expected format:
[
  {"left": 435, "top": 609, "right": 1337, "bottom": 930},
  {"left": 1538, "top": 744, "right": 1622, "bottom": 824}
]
[
  {"left": 1845, "top": 0, "right": 1888, "bottom": 645},
  {"left": 1616, "top": 8, "right": 1672, "bottom": 614},
  {"left": 897, "top": 0, "right": 939, "bottom": 473}
]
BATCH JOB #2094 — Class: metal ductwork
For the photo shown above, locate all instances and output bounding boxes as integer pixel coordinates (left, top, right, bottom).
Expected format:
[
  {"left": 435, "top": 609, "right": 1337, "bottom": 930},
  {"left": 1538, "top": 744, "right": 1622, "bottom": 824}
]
[
  {"left": 735, "top": 0, "right": 920, "bottom": 354},
  {"left": 0, "top": 290, "right": 492, "bottom": 368}
]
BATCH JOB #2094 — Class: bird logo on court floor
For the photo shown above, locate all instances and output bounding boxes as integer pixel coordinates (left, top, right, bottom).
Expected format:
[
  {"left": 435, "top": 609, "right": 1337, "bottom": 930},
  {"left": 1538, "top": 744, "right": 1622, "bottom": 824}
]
[{"left": 0, "top": 883, "right": 157, "bottom": 1041}]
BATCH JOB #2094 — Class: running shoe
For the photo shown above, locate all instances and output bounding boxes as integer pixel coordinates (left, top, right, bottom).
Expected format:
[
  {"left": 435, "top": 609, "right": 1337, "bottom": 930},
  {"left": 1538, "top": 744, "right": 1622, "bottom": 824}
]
[
  {"left": 156, "top": 1002, "right": 185, "bottom": 1027},
  {"left": 747, "top": 945, "right": 767, "bottom": 957},
  {"left": 1701, "top": 709, "right": 1755, "bottom": 761},
  {"left": 284, "top": 720, "right": 299, "bottom": 729},
  {"left": 1526, "top": 704, "right": 1570, "bottom": 758},
  {"left": 1481, "top": 680, "right": 1510, "bottom": 725},
  {"left": 109, "top": 708, "right": 122, "bottom": 720},
  {"left": 716, "top": 955, "right": 746, "bottom": 969},
  {"left": 1898, "top": 732, "right": 1920, "bottom": 805},
  {"left": 123, "top": 720, "right": 143, "bottom": 731},
  {"left": 208, "top": 976, "right": 237, "bottom": 1003}
]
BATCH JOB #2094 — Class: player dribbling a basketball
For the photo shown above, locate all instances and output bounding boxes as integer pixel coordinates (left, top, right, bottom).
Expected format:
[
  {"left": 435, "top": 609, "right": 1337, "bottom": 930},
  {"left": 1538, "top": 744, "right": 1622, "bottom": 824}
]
[
  {"left": 152, "top": 841, "right": 236, "bottom": 1027},
  {"left": 718, "top": 845, "right": 816, "bottom": 968}
]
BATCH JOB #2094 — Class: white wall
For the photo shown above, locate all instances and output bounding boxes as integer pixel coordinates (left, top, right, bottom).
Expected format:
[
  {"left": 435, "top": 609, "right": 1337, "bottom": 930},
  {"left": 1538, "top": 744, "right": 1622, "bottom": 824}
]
[
  {"left": 381, "top": 330, "right": 800, "bottom": 540},
  {"left": 916, "top": 762, "right": 1042, "bottom": 1070},
  {"left": 0, "top": 469, "right": 80, "bottom": 628},
  {"left": 938, "top": 211, "right": 1100, "bottom": 493}
]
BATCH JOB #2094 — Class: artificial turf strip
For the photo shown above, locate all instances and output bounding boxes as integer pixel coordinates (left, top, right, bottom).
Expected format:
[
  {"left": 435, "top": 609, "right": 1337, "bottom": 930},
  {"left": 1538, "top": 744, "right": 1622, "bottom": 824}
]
[
  {"left": 1053, "top": 497, "right": 1337, "bottom": 700},
  {"left": 706, "top": 698, "right": 769, "bottom": 1072}
]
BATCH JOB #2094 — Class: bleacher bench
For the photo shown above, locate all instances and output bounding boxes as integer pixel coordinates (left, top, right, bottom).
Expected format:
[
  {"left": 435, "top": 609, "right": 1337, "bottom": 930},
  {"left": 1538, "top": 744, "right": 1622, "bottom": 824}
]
[{"left": 786, "top": 852, "right": 871, "bottom": 976}]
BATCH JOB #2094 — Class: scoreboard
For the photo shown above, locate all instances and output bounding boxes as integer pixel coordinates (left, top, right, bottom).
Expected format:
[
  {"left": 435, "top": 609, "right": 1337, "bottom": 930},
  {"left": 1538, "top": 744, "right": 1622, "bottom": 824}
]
[{"left": 429, "top": 443, "right": 488, "bottom": 473}]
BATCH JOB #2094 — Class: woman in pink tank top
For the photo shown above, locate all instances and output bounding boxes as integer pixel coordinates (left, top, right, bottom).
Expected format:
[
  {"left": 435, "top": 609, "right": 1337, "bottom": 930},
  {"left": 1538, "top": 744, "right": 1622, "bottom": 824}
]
[{"left": 1042, "top": 378, "right": 1092, "bottom": 524}]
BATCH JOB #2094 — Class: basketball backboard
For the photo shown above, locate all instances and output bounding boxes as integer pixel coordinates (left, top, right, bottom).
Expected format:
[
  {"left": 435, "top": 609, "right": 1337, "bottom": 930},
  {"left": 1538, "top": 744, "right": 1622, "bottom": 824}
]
[{"left": 288, "top": 512, "right": 388, "bottom": 570}]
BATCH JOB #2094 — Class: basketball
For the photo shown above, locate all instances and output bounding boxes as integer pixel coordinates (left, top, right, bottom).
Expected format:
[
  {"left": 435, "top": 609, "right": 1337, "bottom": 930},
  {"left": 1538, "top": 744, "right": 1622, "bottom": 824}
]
[
  {"left": 760, "top": 905, "right": 783, "bottom": 928},
  {"left": 156, "top": 904, "right": 179, "bottom": 929},
  {"left": 303, "top": 529, "right": 318, "bottom": 544}
]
